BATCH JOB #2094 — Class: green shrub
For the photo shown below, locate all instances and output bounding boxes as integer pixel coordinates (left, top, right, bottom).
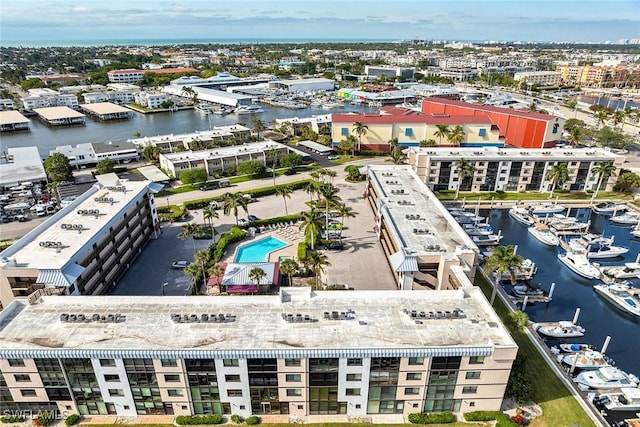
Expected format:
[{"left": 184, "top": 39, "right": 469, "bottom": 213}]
[
  {"left": 252, "top": 214, "right": 300, "bottom": 228},
  {"left": 65, "top": 414, "right": 81, "bottom": 426},
  {"left": 209, "top": 226, "right": 247, "bottom": 263},
  {"left": 230, "top": 414, "right": 243, "bottom": 424},
  {"left": 180, "top": 168, "right": 208, "bottom": 184},
  {"left": 175, "top": 414, "right": 223, "bottom": 425},
  {"left": 297, "top": 242, "right": 307, "bottom": 261},
  {"left": 407, "top": 412, "right": 455, "bottom": 424},
  {"left": 464, "top": 411, "right": 502, "bottom": 421},
  {"left": 34, "top": 412, "right": 56, "bottom": 427},
  {"left": 157, "top": 204, "right": 184, "bottom": 222},
  {"left": 495, "top": 412, "right": 520, "bottom": 427},
  {"left": 1, "top": 415, "right": 25, "bottom": 423},
  {"left": 245, "top": 415, "right": 260, "bottom": 425}
]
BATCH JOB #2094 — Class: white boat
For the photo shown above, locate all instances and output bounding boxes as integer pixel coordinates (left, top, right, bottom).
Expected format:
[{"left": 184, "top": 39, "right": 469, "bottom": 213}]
[
  {"left": 558, "top": 250, "right": 600, "bottom": 279},
  {"left": 3, "top": 202, "right": 31, "bottom": 211},
  {"left": 593, "top": 283, "right": 640, "bottom": 317},
  {"left": 594, "top": 387, "right": 640, "bottom": 412},
  {"left": 501, "top": 259, "right": 538, "bottom": 281},
  {"left": 600, "top": 262, "right": 640, "bottom": 280},
  {"left": 463, "top": 223, "right": 494, "bottom": 236},
  {"left": 513, "top": 282, "right": 544, "bottom": 297},
  {"left": 633, "top": 224, "right": 640, "bottom": 238},
  {"left": 592, "top": 201, "right": 628, "bottom": 215},
  {"left": 610, "top": 211, "right": 640, "bottom": 225},
  {"left": 528, "top": 225, "right": 559, "bottom": 246},
  {"left": 236, "top": 105, "right": 265, "bottom": 115},
  {"left": 534, "top": 320, "right": 585, "bottom": 338},
  {"left": 569, "top": 234, "right": 628, "bottom": 259},
  {"left": 546, "top": 215, "right": 590, "bottom": 234},
  {"left": 557, "top": 350, "right": 610, "bottom": 370},
  {"left": 472, "top": 233, "right": 502, "bottom": 246},
  {"left": 509, "top": 206, "right": 535, "bottom": 226},
  {"left": 529, "top": 202, "right": 566, "bottom": 215},
  {"left": 558, "top": 343, "right": 594, "bottom": 353},
  {"left": 573, "top": 366, "right": 639, "bottom": 389},
  {"left": 194, "top": 103, "right": 211, "bottom": 114}
]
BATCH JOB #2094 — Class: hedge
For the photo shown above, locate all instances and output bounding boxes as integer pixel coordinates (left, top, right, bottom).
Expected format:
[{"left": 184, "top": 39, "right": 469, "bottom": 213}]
[
  {"left": 407, "top": 412, "right": 455, "bottom": 424},
  {"left": 157, "top": 205, "right": 184, "bottom": 222},
  {"left": 230, "top": 414, "right": 243, "bottom": 424},
  {"left": 464, "top": 411, "right": 502, "bottom": 421},
  {"left": 245, "top": 415, "right": 260, "bottom": 425},
  {"left": 65, "top": 414, "right": 81, "bottom": 426},
  {"left": 1, "top": 415, "right": 24, "bottom": 423},
  {"left": 251, "top": 214, "right": 301, "bottom": 228},
  {"left": 175, "top": 414, "right": 223, "bottom": 425},
  {"left": 210, "top": 226, "right": 247, "bottom": 263}
]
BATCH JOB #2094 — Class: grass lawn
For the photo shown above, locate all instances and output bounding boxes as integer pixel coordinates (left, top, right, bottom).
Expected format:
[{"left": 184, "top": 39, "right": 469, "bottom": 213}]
[
  {"left": 475, "top": 275, "right": 596, "bottom": 427},
  {"left": 438, "top": 190, "right": 631, "bottom": 202},
  {"left": 329, "top": 155, "right": 373, "bottom": 165}
]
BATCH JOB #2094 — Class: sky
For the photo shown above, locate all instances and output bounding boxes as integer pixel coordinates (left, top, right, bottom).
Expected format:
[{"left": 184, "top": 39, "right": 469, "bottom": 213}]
[{"left": 1, "top": 0, "right": 638, "bottom": 44}]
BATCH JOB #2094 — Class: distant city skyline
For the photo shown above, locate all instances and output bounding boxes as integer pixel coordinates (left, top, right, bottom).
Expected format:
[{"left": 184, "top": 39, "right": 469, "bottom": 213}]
[{"left": 1, "top": 0, "right": 639, "bottom": 45}]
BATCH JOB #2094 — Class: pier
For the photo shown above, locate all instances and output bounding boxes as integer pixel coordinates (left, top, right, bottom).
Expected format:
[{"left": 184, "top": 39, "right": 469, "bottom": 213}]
[
  {"left": 80, "top": 102, "right": 131, "bottom": 121},
  {"left": 0, "top": 110, "right": 30, "bottom": 131},
  {"left": 33, "top": 106, "right": 85, "bottom": 126}
]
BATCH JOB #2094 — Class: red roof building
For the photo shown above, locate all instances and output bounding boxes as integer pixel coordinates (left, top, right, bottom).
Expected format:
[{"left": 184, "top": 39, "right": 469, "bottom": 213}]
[{"left": 420, "top": 98, "right": 565, "bottom": 149}]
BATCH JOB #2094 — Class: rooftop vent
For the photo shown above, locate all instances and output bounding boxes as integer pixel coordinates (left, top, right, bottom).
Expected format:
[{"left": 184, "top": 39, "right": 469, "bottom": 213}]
[
  {"left": 77, "top": 209, "right": 100, "bottom": 217},
  {"left": 94, "top": 197, "right": 115, "bottom": 204}
]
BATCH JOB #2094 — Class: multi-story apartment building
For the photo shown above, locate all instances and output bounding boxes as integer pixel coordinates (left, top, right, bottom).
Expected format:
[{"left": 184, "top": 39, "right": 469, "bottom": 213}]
[
  {"left": 556, "top": 64, "right": 639, "bottom": 88},
  {"left": 134, "top": 92, "right": 169, "bottom": 109},
  {"left": 159, "top": 141, "right": 298, "bottom": 179},
  {"left": 406, "top": 147, "right": 625, "bottom": 193},
  {"left": 21, "top": 94, "right": 79, "bottom": 111},
  {"left": 0, "top": 287, "right": 517, "bottom": 418},
  {"left": 0, "top": 178, "right": 162, "bottom": 308},
  {"left": 51, "top": 141, "right": 139, "bottom": 168},
  {"left": 0, "top": 99, "right": 15, "bottom": 110},
  {"left": 364, "top": 66, "right": 415, "bottom": 81},
  {"left": 365, "top": 166, "right": 479, "bottom": 291},
  {"left": 420, "top": 99, "right": 564, "bottom": 149},
  {"left": 332, "top": 107, "right": 503, "bottom": 151},
  {"left": 513, "top": 71, "right": 562, "bottom": 87},
  {"left": 83, "top": 91, "right": 136, "bottom": 105},
  {"left": 107, "top": 69, "right": 144, "bottom": 84},
  {"left": 130, "top": 126, "right": 252, "bottom": 152}
]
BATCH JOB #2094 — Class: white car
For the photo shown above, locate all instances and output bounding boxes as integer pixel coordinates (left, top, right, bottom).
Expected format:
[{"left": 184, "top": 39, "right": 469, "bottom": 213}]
[
  {"left": 327, "top": 155, "right": 340, "bottom": 160},
  {"left": 172, "top": 261, "right": 189, "bottom": 269}
]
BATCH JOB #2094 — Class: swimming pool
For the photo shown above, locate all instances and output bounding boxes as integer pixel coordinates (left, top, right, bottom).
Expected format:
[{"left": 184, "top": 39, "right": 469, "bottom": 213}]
[{"left": 234, "top": 236, "right": 288, "bottom": 263}]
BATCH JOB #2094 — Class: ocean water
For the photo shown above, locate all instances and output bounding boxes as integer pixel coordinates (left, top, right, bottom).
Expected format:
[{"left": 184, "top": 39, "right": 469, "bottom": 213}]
[{"left": 2, "top": 38, "right": 395, "bottom": 47}]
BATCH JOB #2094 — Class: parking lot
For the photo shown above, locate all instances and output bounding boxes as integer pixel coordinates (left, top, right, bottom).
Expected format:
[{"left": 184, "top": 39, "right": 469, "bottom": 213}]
[{"left": 110, "top": 170, "right": 397, "bottom": 295}]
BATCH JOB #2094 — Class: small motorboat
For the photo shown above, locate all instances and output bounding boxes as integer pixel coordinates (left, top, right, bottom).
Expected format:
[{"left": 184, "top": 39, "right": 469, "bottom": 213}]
[
  {"left": 593, "top": 283, "right": 640, "bottom": 317},
  {"left": 472, "top": 232, "right": 502, "bottom": 246},
  {"left": 557, "top": 350, "right": 611, "bottom": 370},
  {"left": 509, "top": 206, "right": 535, "bottom": 226},
  {"left": 568, "top": 234, "right": 628, "bottom": 259},
  {"left": 599, "top": 262, "right": 640, "bottom": 280},
  {"left": 528, "top": 224, "right": 559, "bottom": 246},
  {"left": 558, "top": 343, "right": 594, "bottom": 353},
  {"left": 546, "top": 215, "right": 590, "bottom": 235},
  {"left": 592, "top": 201, "right": 628, "bottom": 215},
  {"left": 463, "top": 223, "right": 494, "bottom": 236},
  {"left": 194, "top": 103, "right": 212, "bottom": 114},
  {"left": 529, "top": 202, "right": 566, "bottom": 215},
  {"left": 512, "top": 282, "right": 545, "bottom": 297},
  {"left": 573, "top": 366, "right": 639, "bottom": 389},
  {"left": 633, "top": 224, "right": 640, "bottom": 238},
  {"left": 610, "top": 211, "right": 640, "bottom": 225},
  {"left": 558, "top": 250, "right": 600, "bottom": 279},
  {"left": 500, "top": 258, "right": 537, "bottom": 281},
  {"left": 593, "top": 387, "right": 640, "bottom": 412},
  {"left": 534, "top": 320, "right": 585, "bottom": 338}
]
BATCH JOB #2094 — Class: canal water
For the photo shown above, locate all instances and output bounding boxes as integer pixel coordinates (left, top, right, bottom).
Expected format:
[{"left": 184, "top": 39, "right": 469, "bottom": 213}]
[
  {"left": 484, "top": 207, "right": 640, "bottom": 380},
  {"left": 1, "top": 104, "right": 378, "bottom": 155}
]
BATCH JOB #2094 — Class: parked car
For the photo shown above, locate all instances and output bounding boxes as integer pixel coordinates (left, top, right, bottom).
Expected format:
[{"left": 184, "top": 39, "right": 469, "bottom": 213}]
[
  {"left": 327, "top": 155, "right": 340, "bottom": 160},
  {"left": 193, "top": 233, "right": 213, "bottom": 240},
  {"left": 321, "top": 231, "right": 342, "bottom": 239},
  {"left": 209, "top": 201, "right": 219, "bottom": 209},
  {"left": 172, "top": 261, "right": 189, "bottom": 269},
  {"left": 200, "top": 183, "right": 218, "bottom": 191},
  {"left": 284, "top": 168, "right": 297, "bottom": 175},
  {"left": 238, "top": 218, "right": 248, "bottom": 226},
  {"left": 321, "top": 242, "right": 344, "bottom": 251},
  {"left": 248, "top": 215, "right": 260, "bottom": 222},
  {"left": 14, "top": 215, "right": 29, "bottom": 222}
]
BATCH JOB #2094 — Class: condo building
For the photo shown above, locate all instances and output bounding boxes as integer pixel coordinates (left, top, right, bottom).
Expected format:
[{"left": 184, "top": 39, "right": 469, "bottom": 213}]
[
  {"left": 365, "top": 166, "right": 479, "bottom": 291},
  {"left": 406, "top": 147, "right": 625, "bottom": 193},
  {"left": 0, "top": 287, "right": 517, "bottom": 418},
  {"left": 129, "top": 126, "right": 252, "bottom": 152},
  {"left": 0, "top": 177, "right": 163, "bottom": 309}
]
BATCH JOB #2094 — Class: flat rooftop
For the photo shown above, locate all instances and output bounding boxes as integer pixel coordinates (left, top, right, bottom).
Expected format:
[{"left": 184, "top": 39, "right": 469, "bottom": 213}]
[
  {"left": 128, "top": 125, "right": 250, "bottom": 146},
  {"left": 0, "top": 110, "right": 30, "bottom": 125},
  {"left": 33, "top": 106, "right": 85, "bottom": 120},
  {"left": 1, "top": 180, "right": 154, "bottom": 271},
  {"left": 160, "top": 141, "right": 295, "bottom": 162},
  {"left": 80, "top": 102, "right": 131, "bottom": 115},
  {"left": 0, "top": 147, "right": 46, "bottom": 187},
  {"left": 368, "top": 165, "right": 477, "bottom": 257},
  {"left": 0, "top": 287, "right": 515, "bottom": 357},
  {"left": 408, "top": 146, "right": 623, "bottom": 162}
]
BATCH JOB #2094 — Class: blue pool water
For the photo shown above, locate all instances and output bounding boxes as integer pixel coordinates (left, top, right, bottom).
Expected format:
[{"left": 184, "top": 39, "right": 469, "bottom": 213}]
[{"left": 234, "top": 237, "right": 288, "bottom": 263}]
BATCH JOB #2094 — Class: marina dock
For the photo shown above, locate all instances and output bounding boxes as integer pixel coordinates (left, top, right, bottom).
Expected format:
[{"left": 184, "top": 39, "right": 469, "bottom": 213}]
[
  {"left": 80, "top": 102, "right": 132, "bottom": 121},
  {"left": 0, "top": 110, "right": 31, "bottom": 131},
  {"left": 33, "top": 106, "right": 85, "bottom": 126}
]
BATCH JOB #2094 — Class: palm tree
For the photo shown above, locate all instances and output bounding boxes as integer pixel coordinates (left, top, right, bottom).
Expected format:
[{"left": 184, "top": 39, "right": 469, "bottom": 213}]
[
  {"left": 622, "top": 106, "right": 632, "bottom": 131},
  {"left": 178, "top": 222, "right": 201, "bottom": 253},
  {"left": 279, "top": 258, "right": 298, "bottom": 287},
  {"left": 208, "top": 263, "right": 226, "bottom": 290},
  {"left": 222, "top": 192, "right": 249, "bottom": 226},
  {"left": 447, "top": 125, "right": 465, "bottom": 147},
  {"left": 594, "top": 110, "right": 610, "bottom": 129},
  {"left": 184, "top": 262, "right": 201, "bottom": 295},
  {"left": 324, "top": 169, "right": 337, "bottom": 184},
  {"left": 351, "top": 121, "right": 368, "bottom": 153},
  {"left": 612, "top": 110, "right": 625, "bottom": 129},
  {"left": 318, "top": 183, "right": 342, "bottom": 234},
  {"left": 275, "top": 185, "right": 293, "bottom": 215},
  {"left": 194, "top": 249, "right": 210, "bottom": 291},
  {"left": 434, "top": 124, "right": 450, "bottom": 145},
  {"left": 248, "top": 267, "right": 267, "bottom": 290},
  {"left": 389, "top": 137, "right": 399, "bottom": 152},
  {"left": 267, "top": 148, "right": 279, "bottom": 187},
  {"left": 420, "top": 139, "right": 437, "bottom": 147},
  {"left": 454, "top": 158, "right": 475, "bottom": 200},
  {"left": 299, "top": 208, "right": 324, "bottom": 250},
  {"left": 335, "top": 203, "right": 357, "bottom": 225},
  {"left": 482, "top": 245, "right": 524, "bottom": 305},
  {"left": 339, "top": 135, "right": 357, "bottom": 156},
  {"left": 528, "top": 102, "right": 538, "bottom": 113},
  {"left": 304, "top": 181, "right": 319, "bottom": 202},
  {"left": 203, "top": 206, "right": 219, "bottom": 241},
  {"left": 545, "top": 162, "right": 569, "bottom": 198},
  {"left": 306, "top": 250, "right": 331, "bottom": 289},
  {"left": 565, "top": 99, "right": 578, "bottom": 118},
  {"left": 566, "top": 126, "right": 582, "bottom": 148},
  {"left": 252, "top": 118, "right": 266, "bottom": 136},
  {"left": 590, "top": 160, "right": 617, "bottom": 201}
]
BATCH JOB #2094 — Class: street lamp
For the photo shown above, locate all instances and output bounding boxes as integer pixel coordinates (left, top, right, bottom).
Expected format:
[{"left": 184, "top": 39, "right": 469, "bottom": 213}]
[{"left": 161, "top": 282, "right": 169, "bottom": 296}]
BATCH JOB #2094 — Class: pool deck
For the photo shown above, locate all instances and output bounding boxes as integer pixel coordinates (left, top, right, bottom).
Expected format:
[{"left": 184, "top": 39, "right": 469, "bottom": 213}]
[{"left": 223, "top": 226, "right": 301, "bottom": 265}]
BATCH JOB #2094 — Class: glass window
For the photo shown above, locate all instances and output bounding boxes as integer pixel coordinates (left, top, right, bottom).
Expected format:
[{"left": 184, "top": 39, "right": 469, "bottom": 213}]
[
  {"left": 227, "top": 389, "right": 243, "bottom": 397},
  {"left": 20, "top": 389, "right": 37, "bottom": 397},
  {"left": 469, "top": 356, "right": 485, "bottom": 365},
  {"left": 406, "top": 372, "right": 422, "bottom": 381},
  {"left": 405, "top": 387, "right": 420, "bottom": 395},
  {"left": 346, "top": 388, "right": 360, "bottom": 396},
  {"left": 341, "top": 128, "right": 348, "bottom": 136},
  {"left": 168, "top": 389, "right": 183, "bottom": 396},
  {"left": 104, "top": 374, "right": 120, "bottom": 382},
  {"left": 8, "top": 359, "right": 25, "bottom": 367},
  {"left": 223, "top": 359, "right": 239, "bottom": 367},
  {"left": 405, "top": 128, "right": 413, "bottom": 137},
  {"left": 286, "top": 388, "right": 302, "bottom": 396},
  {"left": 164, "top": 374, "right": 180, "bottom": 382},
  {"left": 285, "top": 374, "right": 301, "bottom": 382},
  {"left": 108, "top": 389, "right": 124, "bottom": 396},
  {"left": 160, "top": 359, "right": 177, "bottom": 367},
  {"left": 99, "top": 359, "right": 116, "bottom": 367},
  {"left": 285, "top": 358, "right": 301, "bottom": 366},
  {"left": 346, "top": 358, "right": 362, "bottom": 366},
  {"left": 408, "top": 357, "right": 424, "bottom": 365},
  {"left": 346, "top": 373, "right": 362, "bottom": 381},
  {"left": 14, "top": 374, "right": 30, "bottom": 382},
  {"left": 462, "top": 386, "right": 478, "bottom": 394},
  {"left": 225, "top": 375, "right": 241, "bottom": 382},
  {"left": 478, "top": 128, "right": 486, "bottom": 137},
  {"left": 465, "top": 371, "right": 481, "bottom": 379}
]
